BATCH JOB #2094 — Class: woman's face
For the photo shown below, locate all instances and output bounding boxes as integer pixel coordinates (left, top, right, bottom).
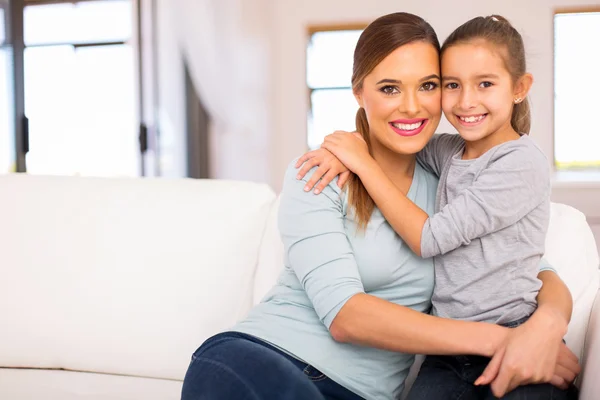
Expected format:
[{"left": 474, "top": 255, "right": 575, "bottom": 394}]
[{"left": 354, "top": 41, "right": 442, "bottom": 156}]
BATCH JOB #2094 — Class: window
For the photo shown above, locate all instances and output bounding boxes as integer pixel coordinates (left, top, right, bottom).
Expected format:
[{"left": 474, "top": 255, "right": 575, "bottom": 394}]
[
  {"left": 554, "top": 10, "right": 600, "bottom": 169},
  {"left": 23, "top": 0, "right": 139, "bottom": 176},
  {"left": 0, "top": 1, "right": 14, "bottom": 173},
  {"left": 306, "top": 28, "right": 363, "bottom": 150}
]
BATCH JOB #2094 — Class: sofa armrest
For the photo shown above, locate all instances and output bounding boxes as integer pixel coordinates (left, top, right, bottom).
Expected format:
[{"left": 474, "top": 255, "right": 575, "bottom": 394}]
[{"left": 580, "top": 288, "right": 600, "bottom": 399}]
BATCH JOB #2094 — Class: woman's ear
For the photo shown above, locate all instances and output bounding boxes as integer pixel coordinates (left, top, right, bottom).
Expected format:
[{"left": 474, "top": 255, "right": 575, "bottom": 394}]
[
  {"left": 514, "top": 73, "right": 533, "bottom": 101},
  {"left": 353, "top": 88, "right": 364, "bottom": 108}
]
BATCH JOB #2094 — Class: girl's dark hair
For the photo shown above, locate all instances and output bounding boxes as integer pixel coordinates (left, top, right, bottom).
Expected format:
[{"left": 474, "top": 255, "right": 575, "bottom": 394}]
[
  {"left": 441, "top": 15, "right": 531, "bottom": 134},
  {"left": 350, "top": 12, "right": 440, "bottom": 230}
]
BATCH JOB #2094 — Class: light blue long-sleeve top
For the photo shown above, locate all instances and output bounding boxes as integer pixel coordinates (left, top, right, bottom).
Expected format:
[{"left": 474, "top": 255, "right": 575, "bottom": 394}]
[{"left": 233, "top": 159, "right": 438, "bottom": 400}]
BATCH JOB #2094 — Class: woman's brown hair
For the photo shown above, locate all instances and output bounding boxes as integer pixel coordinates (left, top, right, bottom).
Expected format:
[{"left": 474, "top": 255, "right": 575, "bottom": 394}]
[
  {"left": 441, "top": 15, "right": 531, "bottom": 134},
  {"left": 350, "top": 12, "right": 440, "bottom": 230}
]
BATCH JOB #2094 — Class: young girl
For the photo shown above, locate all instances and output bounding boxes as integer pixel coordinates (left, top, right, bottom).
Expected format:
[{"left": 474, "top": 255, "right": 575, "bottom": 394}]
[{"left": 296, "top": 15, "right": 574, "bottom": 399}]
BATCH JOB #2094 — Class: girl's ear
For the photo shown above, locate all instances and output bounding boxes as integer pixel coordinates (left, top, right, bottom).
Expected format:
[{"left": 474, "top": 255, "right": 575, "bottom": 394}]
[{"left": 514, "top": 73, "right": 533, "bottom": 102}]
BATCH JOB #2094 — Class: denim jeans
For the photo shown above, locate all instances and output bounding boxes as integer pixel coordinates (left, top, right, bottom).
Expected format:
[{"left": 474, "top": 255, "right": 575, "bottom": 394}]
[
  {"left": 181, "top": 331, "right": 364, "bottom": 400},
  {"left": 405, "top": 316, "right": 578, "bottom": 400}
]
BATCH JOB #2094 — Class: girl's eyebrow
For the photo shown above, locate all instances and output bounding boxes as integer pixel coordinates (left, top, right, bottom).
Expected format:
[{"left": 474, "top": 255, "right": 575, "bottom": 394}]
[
  {"left": 442, "top": 74, "right": 500, "bottom": 81},
  {"left": 475, "top": 73, "right": 500, "bottom": 79}
]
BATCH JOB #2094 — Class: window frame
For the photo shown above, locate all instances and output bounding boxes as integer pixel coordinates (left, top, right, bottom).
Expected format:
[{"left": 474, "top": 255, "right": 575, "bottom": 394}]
[
  {"left": 5, "top": 0, "right": 155, "bottom": 175},
  {"left": 306, "top": 23, "right": 367, "bottom": 150},
  {"left": 553, "top": 6, "right": 600, "bottom": 171}
]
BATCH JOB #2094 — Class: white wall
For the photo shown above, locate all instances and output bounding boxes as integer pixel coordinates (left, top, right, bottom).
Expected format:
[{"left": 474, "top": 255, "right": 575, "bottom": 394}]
[
  {"left": 156, "top": 0, "right": 274, "bottom": 183},
  {"left": 268, "top": 0, "right": 600, "bottom": 251}
]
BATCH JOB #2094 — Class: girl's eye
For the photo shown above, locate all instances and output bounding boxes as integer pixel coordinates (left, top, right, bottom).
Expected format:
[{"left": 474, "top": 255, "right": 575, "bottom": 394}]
[
  {"left": 445, "top": 82, "right": 459, "bottom": 90},
  {"left": 380, "top": 85, "right": 399, "bottom": 95},
  {"left": 480, "top": 81, "right": 493, "bottom": 88},
  {"left": 420, "top": 82, "right": 439, "bottom": 91}
]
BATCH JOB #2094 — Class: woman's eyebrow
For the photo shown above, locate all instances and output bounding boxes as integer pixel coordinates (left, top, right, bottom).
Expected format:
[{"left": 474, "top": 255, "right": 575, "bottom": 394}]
[
  {"left": 376, "top": 75, "right": 440, "bottom": 85},
  {"left": 376, "top": 78, "right": 401, "bottom": 85},
  {"left": 420, "top": 74, "right": 440, "bottom": 81}
]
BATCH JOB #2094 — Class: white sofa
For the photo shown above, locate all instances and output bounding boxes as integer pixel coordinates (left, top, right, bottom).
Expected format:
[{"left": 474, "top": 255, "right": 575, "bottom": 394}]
[{"left": 0, "top": 174, "right": 598, "bottom": 400}]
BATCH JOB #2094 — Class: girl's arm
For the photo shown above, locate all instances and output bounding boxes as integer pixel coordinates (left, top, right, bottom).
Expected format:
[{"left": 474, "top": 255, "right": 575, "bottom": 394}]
[
  {"left": 280, "top": 159, "right": 507, "bottom": 356},
  {"left": 320, "top": 133, "right": 551, "bottom": 258}
]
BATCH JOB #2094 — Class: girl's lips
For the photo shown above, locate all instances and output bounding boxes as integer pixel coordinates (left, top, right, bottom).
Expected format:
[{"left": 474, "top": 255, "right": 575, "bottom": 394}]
[
  {"left": 456, "top": 113, "right": 487, "bottom": 127},
  {"left": 389, "top": 119, "right": 428, "bottom": 137}
]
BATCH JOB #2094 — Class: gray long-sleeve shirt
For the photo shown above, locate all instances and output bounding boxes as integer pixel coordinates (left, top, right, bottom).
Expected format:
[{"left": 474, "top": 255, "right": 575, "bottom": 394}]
[{"left": 417, "top": 133, "right": 551, "bottom": 324}]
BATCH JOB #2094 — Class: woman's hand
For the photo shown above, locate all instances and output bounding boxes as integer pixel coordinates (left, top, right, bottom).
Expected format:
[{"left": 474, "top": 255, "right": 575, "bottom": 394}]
[
  {"left": 321, "top": 132, "right": 372, "bottom": 176},
  {"left": 474, "top": 307, "right": 576, "bottom": 397},
  {"left": 549, "top": 342, "right": 581, "bottom": 389},
  {"left": 294, "top": 148, "right": 350, "bottom": 194}
]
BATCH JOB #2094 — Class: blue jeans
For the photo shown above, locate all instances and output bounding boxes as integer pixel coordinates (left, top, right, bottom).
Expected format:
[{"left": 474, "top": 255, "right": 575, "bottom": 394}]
[
  {"left": 406, "top": 316, "right": 578, "bottom": 399},
  {"left": 181, "top": 331, "right": 364, "bottom": 400}
]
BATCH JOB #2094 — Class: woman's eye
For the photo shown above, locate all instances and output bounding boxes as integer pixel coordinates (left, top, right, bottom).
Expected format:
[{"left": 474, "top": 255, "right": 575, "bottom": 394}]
[
  {"left": 445, "top": 82, "right": 459, "bottom": 90},
  {"left": 480, "top": 81, "right": 493, "bottom": 88},
  {"left": 421, "top": 82, "right": 438, "bottom": 91},
  {"left": 380, "top": 86, "right": 399, "bottom": 95}
]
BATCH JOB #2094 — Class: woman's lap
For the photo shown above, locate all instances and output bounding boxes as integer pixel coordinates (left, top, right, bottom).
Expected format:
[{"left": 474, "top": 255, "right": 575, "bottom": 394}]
[
  {"left": 181, "top": 331, "right": 362, "bottom": 400},
  {"left": 406, "top": 354, "right": 573, "bottom": 400}
]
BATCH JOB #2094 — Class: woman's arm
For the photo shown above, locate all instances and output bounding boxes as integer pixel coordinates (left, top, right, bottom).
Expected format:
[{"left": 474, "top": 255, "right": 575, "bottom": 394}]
[
  {"left": 330, "top": 292, "right": 506, "bottom": 356},
  {"left": 536, "top": 269, "right": 572, "bottom": 325},
  {"left": 474, "top": 269, "right": 577, "bottom": 397},
  {"left": 280, "top": 159, "right": 506, "bottom": 356}
]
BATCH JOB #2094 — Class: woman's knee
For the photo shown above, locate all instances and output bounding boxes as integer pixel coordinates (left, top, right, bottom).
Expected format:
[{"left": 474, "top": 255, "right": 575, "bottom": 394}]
[{"left": 181, "top": 334, "right": 324, "bottom": 400}]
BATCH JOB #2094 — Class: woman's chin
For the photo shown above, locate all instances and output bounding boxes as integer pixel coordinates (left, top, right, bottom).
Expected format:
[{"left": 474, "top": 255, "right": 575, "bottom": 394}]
[
  {"left": 390, "top": 140, "right": 429, "bottom": 155},
  {"left": 391, "top": 133, "right": 433, "bottom": 155}
]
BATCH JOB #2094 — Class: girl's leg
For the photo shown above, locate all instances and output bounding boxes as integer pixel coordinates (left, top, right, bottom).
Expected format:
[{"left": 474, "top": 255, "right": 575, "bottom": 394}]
[
  {"left": 405, "top": 355, "right": 479, "bottom": 400},
  {"left": 483, "top": 383, "right": 571, "bottom": 400},
  {"left": 181, "top": 332, "right": 325, "bottom": 400}
]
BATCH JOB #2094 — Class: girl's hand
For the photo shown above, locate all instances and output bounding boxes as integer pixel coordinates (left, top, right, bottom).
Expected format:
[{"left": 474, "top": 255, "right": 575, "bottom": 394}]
[
  {"left": 474, "top": 307, "right": 575, "bottom": 397},
  {"left": 295, "top": 148, "right": 351, "bottom": 194},
  {"left": 321, "top": 132, "right": 372, "bottom": 176}
]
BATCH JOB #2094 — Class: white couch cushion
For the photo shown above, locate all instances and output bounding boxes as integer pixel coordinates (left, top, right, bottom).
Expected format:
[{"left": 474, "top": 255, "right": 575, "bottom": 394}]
[
  {"left": 0, "top": 369, "right": 182, "bottom": 400},
  {"left": 0, "top": 175, "right": 276, "bottom": 381},
  {"left": 543, "top": 203, "right": 600, "bottom": 361},
  {"left": 254, "top": 196, "right": 284, "bottom": 305}
]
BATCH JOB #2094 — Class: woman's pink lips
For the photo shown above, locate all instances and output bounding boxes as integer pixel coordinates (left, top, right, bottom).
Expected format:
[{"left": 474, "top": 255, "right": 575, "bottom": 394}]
[
  {"left": 391, "top": 118, "right": 426, "bottom": 124},
  {"left": 389, "top": 119, "right": 428, "bottom": 137}
]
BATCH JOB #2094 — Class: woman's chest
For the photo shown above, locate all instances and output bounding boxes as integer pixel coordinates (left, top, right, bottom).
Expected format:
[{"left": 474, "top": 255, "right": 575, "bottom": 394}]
[{"left": 344, "top": 210, "right": 434, "bottom": 294}]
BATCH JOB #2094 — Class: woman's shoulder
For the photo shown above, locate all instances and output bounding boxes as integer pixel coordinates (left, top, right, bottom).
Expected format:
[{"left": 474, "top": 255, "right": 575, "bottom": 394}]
[
  {"left": 413, "top": 163, "right": 439, "bottom": 216},
  {"left": 282, "top": 158, "right": 344, "bottom": 201}
]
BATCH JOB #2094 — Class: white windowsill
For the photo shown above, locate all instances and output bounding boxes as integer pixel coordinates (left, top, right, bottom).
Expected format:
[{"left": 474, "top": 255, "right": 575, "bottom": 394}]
[
  {"left": 552, "top": 170, "right": 600, "bottom": 189},
  {"left": 551, "top": 170, "right": 600, "bottom": 220}
]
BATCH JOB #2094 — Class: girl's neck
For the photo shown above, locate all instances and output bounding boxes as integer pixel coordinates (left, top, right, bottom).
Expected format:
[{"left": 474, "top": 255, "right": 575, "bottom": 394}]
[{"left": 462, "top": 121, "right": 521, "bottom": 160}]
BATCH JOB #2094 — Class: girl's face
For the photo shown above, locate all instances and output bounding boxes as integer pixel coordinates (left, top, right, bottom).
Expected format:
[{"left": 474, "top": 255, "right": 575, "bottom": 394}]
[
  {"left": 355, "top": 41, "right": 442, "bottom": 157},
  {"left": 441, "top": 40, "right": 530, "bottom": 143}
]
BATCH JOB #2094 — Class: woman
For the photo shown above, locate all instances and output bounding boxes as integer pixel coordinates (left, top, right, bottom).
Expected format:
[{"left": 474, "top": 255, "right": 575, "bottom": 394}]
[{"left": 181, "top": 12, "right": 579, "bottom": 400}]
